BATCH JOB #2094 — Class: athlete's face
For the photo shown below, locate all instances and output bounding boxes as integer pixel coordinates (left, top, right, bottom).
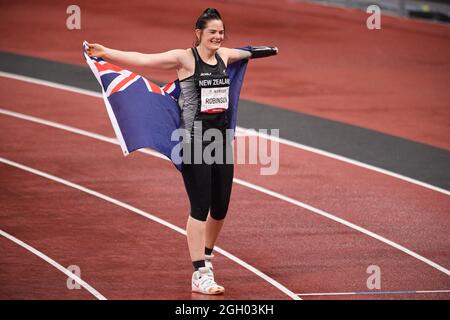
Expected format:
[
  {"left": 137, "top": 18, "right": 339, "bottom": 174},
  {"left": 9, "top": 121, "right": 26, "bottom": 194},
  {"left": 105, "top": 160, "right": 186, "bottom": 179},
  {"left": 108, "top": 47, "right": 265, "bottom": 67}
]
[{"left": 197, "top": 19, "right": 224, "bottom": 51}]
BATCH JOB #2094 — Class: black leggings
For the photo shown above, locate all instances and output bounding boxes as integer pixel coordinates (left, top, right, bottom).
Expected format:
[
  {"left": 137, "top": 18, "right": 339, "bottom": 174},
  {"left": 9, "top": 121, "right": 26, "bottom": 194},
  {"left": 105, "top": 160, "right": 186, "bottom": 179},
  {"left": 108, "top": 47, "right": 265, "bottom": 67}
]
[{"left": 181, "top": 142, "right": 234, "bottom": 222}]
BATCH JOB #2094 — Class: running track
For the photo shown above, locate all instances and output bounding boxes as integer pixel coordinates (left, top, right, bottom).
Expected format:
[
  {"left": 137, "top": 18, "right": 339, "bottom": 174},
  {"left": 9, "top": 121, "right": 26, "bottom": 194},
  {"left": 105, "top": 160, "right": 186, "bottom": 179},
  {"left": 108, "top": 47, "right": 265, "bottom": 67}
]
[{"left": 0, "top": 0, "right": 449, "bottom": 300}]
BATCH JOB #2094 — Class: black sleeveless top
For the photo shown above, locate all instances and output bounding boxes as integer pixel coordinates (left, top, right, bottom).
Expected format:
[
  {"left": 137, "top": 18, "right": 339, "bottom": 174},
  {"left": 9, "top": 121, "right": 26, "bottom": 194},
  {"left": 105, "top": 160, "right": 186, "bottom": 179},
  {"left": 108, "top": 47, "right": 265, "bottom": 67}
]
[{"left": 179, "top": 47, "right": 230, "bottom": 144}]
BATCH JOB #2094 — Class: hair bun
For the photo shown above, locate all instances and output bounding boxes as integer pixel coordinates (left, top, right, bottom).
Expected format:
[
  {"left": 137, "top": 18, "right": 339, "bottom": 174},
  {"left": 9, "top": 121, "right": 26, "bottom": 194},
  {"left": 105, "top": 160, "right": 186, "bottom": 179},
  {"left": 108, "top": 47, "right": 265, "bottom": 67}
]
[
  {"left": 202, "top": 8, "right": 221, "bottom": 19},
  {"left": 195, "top": 7, "right": 223, "bottom": 31}
]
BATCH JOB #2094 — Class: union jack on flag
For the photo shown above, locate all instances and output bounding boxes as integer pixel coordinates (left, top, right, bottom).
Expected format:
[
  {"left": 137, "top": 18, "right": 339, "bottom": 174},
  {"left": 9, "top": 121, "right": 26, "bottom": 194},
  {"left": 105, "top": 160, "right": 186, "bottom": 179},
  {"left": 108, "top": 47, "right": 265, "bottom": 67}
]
[
  {"left": 83, "top": 41, "right": 248, "bottom": 171},
  {"left": 92, "top": 56, "right": 179, "bottom": 98}
]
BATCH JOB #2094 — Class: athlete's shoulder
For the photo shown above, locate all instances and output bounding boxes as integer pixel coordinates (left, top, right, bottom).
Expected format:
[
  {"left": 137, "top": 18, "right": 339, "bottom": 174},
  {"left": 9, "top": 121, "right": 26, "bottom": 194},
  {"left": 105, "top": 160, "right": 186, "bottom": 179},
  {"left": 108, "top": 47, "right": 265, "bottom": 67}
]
[
  {"left": 176, "top": 48, "right": 194, "bottom": 58},
  {"left": 218, "top": 47, "right": 251, "bottom": 64},
  {"left": 217, "top": 47, "right": 233, "bottom": 65},
  {"left": 176, "top": 48, "right": 194, "bottom": 62},
  {"left": 217, "top": 47, "right": 232, "bottom": 55},
  {"left": 165, "top": 48, "right": 190, "bottom": 57}
]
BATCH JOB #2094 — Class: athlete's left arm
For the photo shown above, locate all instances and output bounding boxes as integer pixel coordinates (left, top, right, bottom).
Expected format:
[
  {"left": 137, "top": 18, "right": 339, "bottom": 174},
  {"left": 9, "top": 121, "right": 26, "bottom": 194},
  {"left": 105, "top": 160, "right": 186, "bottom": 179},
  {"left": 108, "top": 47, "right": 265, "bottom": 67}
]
[
  {"left": 220, "top": 46, "right": 278, "bottom": 65},
  {"left": 219, "top": 48, "right": 251, "bottom": 65}
]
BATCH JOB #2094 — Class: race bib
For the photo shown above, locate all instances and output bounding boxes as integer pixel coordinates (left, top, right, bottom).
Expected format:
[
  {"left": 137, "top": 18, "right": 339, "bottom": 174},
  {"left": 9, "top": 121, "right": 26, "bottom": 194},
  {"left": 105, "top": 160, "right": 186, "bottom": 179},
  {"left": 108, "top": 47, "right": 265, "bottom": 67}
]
[{"left": 201, "top": 87, "right": 229, "bottom": 113}]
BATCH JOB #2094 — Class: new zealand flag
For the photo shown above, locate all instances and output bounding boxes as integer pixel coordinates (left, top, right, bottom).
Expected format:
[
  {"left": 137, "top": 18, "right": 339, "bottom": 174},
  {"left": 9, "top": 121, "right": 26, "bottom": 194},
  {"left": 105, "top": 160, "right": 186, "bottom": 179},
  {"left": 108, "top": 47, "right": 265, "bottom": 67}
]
[{"left": 83, "top": 41, "right": 248, "bottom": 171}]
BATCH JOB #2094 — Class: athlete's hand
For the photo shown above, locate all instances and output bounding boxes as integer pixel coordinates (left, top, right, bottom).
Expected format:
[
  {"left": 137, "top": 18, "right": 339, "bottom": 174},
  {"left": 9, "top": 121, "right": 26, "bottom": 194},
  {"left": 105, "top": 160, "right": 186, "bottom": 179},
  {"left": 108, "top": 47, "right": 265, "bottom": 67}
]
[{"left": 85, "top": 42, "right": 108, "bottom": 58}]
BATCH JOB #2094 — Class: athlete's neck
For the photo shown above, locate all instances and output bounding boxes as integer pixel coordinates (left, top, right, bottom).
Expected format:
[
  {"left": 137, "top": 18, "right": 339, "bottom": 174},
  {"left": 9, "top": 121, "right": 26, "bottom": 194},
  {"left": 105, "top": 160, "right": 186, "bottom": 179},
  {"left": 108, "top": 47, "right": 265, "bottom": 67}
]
[{"left": 196, "top": 45, "right": 217, "bottom": 64}]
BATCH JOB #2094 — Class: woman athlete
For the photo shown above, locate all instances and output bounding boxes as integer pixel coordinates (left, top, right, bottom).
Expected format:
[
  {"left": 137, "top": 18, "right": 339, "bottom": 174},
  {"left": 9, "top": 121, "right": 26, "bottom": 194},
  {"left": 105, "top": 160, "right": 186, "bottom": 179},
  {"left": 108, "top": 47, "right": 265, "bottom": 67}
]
[{"left": 86, "top": 8, "right": 277, "bottom": 295}]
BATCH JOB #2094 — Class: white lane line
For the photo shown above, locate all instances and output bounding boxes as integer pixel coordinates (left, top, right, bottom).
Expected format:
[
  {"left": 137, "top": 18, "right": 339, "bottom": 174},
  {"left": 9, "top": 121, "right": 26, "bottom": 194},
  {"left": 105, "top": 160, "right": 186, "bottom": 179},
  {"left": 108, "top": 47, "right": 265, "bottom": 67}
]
[
  {"left": 1, "top": 71, "right": 448, "bottom": 196},
  {"left": 297, "top": 289, "right": 450, "bottom": 297},
  {"left": 0, "top": 71, "right": 102, "bottom": 98},
  {"left": 235, "top": 128, "right": 450, "bottom": 196},
  {"left": 0, "top": 157, "right": 301, "bottom": 300},
  {"left": 1, "top": 108, "right": 450, "bottom": 278},
  {"left": 0, "top": 108, "right": 167, "bottom": 161},
  {"left": 234, "top": 178, "right": 450, "bottom": 276},
  {"left": 0, "top": 229, "right": 106, "bottom": 300}
]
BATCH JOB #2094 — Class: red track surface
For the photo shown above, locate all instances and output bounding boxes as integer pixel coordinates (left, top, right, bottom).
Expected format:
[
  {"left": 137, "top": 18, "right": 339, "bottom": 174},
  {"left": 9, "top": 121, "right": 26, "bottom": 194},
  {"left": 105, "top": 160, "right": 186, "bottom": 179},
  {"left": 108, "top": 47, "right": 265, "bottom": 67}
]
[
  {"left": 1, "top": 0, "right": 449, "bottom": 149},
  {"left": 1, "top": 0, "right": 449, "bottom": 300},
  {"left": 1, "top": 77, "right": 449, "bottom": 299}
]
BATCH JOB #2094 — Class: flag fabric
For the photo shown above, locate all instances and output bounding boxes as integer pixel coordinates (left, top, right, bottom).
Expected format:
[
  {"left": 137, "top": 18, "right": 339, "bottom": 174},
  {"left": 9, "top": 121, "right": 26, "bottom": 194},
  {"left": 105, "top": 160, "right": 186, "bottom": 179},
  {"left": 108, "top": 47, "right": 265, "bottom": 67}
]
[{"left": 83, "top": 41, "right": 249, "bottom": 171}]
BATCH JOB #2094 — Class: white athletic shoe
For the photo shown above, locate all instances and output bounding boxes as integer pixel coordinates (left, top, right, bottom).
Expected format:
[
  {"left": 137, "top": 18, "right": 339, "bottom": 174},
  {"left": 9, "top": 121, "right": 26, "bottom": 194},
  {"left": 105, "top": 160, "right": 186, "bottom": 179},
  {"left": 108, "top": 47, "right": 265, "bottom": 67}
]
[
  {"left": 205, "top": 253, "right": 214, "bottom": 270},
  {"left": 191, "top": 267, "right": 225, "bottom": 295}
]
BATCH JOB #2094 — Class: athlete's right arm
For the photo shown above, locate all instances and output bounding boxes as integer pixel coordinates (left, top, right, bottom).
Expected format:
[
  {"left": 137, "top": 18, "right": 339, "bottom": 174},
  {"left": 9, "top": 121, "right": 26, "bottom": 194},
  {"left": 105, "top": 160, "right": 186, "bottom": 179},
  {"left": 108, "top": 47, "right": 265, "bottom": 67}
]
[{"left": 85, "top": 42, "right": 183, "bottom": 70}]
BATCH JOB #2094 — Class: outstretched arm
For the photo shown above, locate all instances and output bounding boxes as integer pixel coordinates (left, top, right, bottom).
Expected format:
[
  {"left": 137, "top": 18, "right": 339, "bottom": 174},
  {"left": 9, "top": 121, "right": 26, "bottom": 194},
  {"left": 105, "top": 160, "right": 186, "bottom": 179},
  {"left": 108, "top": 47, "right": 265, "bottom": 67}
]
[
  {"left": 85, "top": 42, "right": 183, "bottom": 70},
  {"left": 220, "top": 48, "right": 251, "bottom": 64},
  {"left": 220, "top": 46, "right": 278, "bottom": 64}
]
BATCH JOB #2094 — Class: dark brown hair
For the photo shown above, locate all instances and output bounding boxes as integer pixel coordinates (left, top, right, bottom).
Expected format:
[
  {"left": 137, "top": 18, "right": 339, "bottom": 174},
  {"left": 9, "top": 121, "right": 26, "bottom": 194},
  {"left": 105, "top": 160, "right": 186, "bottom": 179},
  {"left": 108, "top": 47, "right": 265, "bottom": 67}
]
[{"left": 194, "top": 8, "right": 225, "bottom": 46}]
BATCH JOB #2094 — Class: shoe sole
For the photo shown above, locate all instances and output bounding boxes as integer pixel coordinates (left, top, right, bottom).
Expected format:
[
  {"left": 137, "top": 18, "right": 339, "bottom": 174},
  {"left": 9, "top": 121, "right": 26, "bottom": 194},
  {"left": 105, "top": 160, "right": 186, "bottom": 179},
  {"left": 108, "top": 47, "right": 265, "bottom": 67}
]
[{"left": 192, "top": 288, "right": 225, "bottom": 295}]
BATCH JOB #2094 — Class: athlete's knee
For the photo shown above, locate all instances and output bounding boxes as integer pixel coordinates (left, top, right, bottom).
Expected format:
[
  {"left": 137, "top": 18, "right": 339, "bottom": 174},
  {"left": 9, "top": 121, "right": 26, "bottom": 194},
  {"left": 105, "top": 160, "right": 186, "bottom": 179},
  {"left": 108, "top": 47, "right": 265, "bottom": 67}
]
[
  {"left": 210, "top": 206, "right": 228, "bottom": 220},
  {"left": 190, "top": 206, "right": 210, "bottom": 222}
]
